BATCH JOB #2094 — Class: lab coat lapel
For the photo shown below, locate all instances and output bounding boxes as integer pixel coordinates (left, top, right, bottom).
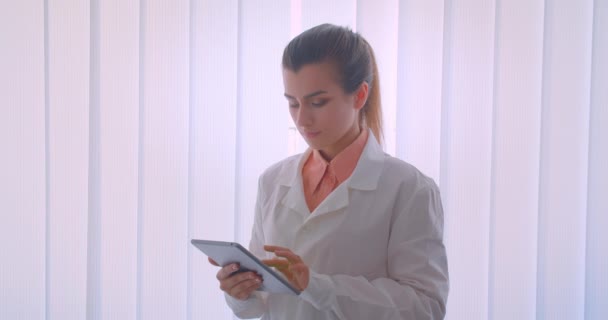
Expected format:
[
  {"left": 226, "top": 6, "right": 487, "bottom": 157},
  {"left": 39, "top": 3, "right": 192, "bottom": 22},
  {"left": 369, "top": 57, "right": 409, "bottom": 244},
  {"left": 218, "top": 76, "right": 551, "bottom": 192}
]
[
  {"left": 308, "top": 183, "right": 349, "bottom": 217},
  {"left": 281, "top": 174, "right": 350, "bottom": 218},
  {"left": 281, "top": 177, "right": 311, "bottom": 216},
  {"left": 279, "top": 150, "right": 311, "bottom": 216}
]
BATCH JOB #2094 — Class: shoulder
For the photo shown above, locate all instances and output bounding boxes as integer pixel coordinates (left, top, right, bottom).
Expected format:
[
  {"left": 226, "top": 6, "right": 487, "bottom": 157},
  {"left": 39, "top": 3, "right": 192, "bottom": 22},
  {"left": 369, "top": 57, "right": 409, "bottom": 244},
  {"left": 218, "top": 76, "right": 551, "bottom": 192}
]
[
  {"left": 380, "top": 155, "right": 444, "bottom": 226},
  {"left": 380, "top": 154, "right": 439, "bottom": 193},
  {"left": 257, "top": 152, "right": 303, "bottom": 190}
]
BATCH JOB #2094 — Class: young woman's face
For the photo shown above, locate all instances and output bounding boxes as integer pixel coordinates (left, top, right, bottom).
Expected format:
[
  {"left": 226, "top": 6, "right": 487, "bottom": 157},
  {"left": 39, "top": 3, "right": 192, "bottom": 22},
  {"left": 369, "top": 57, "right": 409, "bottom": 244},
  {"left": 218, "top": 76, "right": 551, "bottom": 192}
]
[{"left": 283, "top": 62, "right": 367, "bottom": 160}]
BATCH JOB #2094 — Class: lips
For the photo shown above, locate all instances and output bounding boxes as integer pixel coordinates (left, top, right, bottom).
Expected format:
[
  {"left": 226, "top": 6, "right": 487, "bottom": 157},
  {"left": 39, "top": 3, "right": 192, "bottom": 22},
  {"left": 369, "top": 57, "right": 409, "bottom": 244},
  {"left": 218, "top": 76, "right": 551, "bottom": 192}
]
[{"left": 302, "top": 131, "right": 320, "bottom": 139}]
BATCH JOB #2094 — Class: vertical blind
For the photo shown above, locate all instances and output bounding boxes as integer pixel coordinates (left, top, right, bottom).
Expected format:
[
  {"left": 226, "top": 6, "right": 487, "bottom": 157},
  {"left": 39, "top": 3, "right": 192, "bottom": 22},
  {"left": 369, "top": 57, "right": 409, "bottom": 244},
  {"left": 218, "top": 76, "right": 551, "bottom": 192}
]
[{"left": 1, "top": 1, "right": 606, "bottom": 319}]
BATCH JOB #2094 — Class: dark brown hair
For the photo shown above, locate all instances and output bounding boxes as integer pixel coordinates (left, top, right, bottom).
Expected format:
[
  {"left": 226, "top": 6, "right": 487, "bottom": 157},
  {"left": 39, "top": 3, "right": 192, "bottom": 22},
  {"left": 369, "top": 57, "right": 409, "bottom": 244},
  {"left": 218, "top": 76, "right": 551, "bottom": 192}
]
[{"left": 282, "top": 24, "right": 383, "bottom": 144}]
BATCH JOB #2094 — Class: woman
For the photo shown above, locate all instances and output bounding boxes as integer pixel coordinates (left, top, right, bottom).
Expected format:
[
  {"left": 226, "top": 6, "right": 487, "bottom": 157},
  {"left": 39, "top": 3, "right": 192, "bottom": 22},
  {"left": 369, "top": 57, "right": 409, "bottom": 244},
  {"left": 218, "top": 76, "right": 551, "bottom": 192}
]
[{"left": 210, "top": 23, "right": 449, "bottom": 319}]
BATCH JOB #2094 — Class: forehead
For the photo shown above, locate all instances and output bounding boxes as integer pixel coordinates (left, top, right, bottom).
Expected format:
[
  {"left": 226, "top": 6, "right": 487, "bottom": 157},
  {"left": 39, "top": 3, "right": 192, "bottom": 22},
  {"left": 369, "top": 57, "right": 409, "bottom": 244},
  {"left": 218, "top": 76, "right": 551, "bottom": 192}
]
[{"left": 282, "top": 62, "right": 342, "bottom": 96}]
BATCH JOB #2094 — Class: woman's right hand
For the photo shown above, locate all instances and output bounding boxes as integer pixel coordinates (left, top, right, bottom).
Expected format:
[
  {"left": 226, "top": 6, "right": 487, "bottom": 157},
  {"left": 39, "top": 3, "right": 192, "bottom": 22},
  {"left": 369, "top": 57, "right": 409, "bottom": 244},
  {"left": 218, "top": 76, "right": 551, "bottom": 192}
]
[{"left": 209, "top": 258, "right": 263, "bottom": 300}]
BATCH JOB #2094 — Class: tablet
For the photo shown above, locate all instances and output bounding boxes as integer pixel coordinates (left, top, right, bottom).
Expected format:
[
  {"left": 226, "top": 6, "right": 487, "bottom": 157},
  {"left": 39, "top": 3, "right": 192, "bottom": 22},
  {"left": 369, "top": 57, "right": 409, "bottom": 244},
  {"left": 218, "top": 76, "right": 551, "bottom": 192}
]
[{"left": 191, "top": 239, "right": 301, "bottom": 295}]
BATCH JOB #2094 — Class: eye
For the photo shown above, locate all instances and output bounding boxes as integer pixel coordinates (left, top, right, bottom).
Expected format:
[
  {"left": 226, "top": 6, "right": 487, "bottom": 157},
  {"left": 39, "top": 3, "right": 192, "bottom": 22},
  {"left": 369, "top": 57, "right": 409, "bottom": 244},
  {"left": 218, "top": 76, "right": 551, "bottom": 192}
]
[
  {"left": 285, "top": 97, "right": 299, "bottom": 108},
  {"left": 311, "top": 99, "right": 327, "bottom": 107}
]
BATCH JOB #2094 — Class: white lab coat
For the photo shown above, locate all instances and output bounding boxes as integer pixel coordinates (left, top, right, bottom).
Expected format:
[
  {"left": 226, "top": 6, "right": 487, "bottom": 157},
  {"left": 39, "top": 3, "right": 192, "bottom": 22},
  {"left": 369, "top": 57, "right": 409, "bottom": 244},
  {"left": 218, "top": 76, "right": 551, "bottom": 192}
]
[{"left": 226, "top": 131, "right": 449, "bottom": 319}]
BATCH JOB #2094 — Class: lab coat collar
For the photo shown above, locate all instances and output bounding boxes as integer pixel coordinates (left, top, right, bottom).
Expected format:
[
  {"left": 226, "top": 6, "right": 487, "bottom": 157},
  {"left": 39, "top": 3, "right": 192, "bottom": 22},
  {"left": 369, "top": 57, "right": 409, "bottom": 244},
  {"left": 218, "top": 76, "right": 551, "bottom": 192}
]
[
  {"left": 278, "top": 129, "right": 385, "bottom": 216},
  {"left": 344, "top": 130, "right": 385, "bottom": 190}
]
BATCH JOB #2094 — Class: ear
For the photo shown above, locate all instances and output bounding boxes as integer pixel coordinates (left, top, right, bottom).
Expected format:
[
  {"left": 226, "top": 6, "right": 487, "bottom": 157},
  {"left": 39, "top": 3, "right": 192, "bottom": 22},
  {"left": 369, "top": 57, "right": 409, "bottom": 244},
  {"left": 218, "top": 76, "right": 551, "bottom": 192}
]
[{"left": 354, "top": 82, "right": 369, "bottom": 111}]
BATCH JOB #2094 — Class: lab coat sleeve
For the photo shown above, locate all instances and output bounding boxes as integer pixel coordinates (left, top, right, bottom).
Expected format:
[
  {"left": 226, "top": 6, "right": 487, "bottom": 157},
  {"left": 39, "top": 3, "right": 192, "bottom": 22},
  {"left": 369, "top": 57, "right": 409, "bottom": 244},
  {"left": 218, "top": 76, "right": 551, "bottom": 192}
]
[
  {"left": 224, "top": 178, "right": 269, "bottom": 319},
  {"left": 299, "top": 182, "right": 449, "bottom": 319}
]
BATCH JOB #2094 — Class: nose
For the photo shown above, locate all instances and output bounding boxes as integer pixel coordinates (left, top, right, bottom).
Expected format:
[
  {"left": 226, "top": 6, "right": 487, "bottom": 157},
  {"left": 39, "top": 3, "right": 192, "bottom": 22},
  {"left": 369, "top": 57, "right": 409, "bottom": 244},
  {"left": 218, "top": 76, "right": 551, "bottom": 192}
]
[{"left": 295, "top": 104, "right": 313, "bottom": 127}]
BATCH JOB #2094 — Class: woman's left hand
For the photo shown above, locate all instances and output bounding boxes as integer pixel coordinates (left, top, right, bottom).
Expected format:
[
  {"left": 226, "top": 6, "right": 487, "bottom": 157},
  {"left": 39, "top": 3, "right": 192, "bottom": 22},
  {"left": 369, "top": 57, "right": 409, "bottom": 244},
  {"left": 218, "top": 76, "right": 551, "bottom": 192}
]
[{"left": 262, "top": 245, "right": 310, "bottom": 291}]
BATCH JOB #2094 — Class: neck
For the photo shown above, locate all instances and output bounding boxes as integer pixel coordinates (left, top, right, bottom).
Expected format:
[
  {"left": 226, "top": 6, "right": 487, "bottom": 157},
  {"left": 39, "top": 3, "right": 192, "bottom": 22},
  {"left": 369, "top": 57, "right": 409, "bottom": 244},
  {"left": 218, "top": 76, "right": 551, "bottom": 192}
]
[{"left": 319, "top": 124, "right": 362, "bottom": 161}]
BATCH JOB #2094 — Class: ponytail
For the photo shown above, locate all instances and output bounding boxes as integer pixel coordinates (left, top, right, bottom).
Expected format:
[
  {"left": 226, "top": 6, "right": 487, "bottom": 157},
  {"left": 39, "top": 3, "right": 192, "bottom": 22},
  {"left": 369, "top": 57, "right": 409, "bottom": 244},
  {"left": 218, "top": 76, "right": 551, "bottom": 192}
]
[{"left": 360, "top": 40, "right": 383, "bottom": 145}]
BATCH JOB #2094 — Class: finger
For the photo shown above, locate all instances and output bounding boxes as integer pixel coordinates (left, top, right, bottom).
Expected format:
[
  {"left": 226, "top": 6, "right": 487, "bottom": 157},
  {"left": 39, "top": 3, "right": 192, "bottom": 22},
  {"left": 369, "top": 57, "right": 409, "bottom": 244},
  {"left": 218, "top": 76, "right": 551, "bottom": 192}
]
[
  {"left": 264, "top": 246, "right": 302, "bottom": 264},
  {"left": 262, "top": 258, "right": 289, "bottom": 269},
  {"left": 238, "top": 277, "right": 263, "bottom": 300},
  {"left": 231, "top": 280, "right": 260, "bottom": 300},
  {"left": 220, "top": 271, "right": 259, "bottom": 292},
  {"left": 208, "top": 257, "right": 219, "bottom": 266},
  {"left": 227, "top": 274, "right": 262, "bottom": 300},
  {"left": 263, "top": 245, "right": 290, "bottom": 253},
  {"left": 272, "top": 249, "right": 302, "bottom": 264},
  {"left": 216, "top": 263, "right": 240, "bottom": 280}
]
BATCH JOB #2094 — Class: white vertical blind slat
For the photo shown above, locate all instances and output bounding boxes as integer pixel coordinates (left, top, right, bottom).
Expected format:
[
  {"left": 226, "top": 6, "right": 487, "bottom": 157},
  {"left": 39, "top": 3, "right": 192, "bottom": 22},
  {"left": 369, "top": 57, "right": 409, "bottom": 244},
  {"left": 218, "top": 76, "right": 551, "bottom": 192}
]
[
  {"left": 96, "top": 0, "right": 140, "bottom": 319},
  {"left": 0, "top": 1, "right": 46, "bottom": 319},
  {"left": 46, "top": 1, "right": 91, "bottom": 319},
  {"left": 301, "top": 0, "right": 357, "bottom": 31},
  {"left": 490, "top": 1, "right": 544, "bottom": 319},
  {"left": 537, "top": 1, "right": 594, "bottom": 319},
  {"left": 138, "top": 0, "right": 190, "bottom": 319},
  {"left": 395, "top": 1, "right": 445, "bottom": 183},
  {"left": 189, "top": 0, "right": 239, "bottom": 319},
  {"left": 585, "top": 0, "right": 608, "bottom": 319},
  {"left": 441, "top": 2, "right": 496, "bottom": 320},
  {"left": 236, "top": 0, "right": 291, "bottom": 245},
  {"left": 87, "top": 2, "right": 101, "bottom": 318}
]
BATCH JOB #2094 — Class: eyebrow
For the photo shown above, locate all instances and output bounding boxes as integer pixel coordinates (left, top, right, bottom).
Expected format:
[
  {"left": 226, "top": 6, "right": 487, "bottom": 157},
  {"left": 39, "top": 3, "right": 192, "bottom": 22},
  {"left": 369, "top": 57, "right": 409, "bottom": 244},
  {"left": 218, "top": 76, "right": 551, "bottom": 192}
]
[{"left": 284, "top": 90, "right": 328, "bottom": 99}]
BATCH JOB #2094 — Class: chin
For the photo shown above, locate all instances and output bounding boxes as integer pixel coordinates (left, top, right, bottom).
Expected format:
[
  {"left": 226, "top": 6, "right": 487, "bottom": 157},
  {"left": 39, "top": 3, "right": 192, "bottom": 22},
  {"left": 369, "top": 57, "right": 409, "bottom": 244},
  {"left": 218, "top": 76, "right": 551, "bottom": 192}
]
[{"left": 303, "top": 139, "right": 323, "bottom": 150}]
